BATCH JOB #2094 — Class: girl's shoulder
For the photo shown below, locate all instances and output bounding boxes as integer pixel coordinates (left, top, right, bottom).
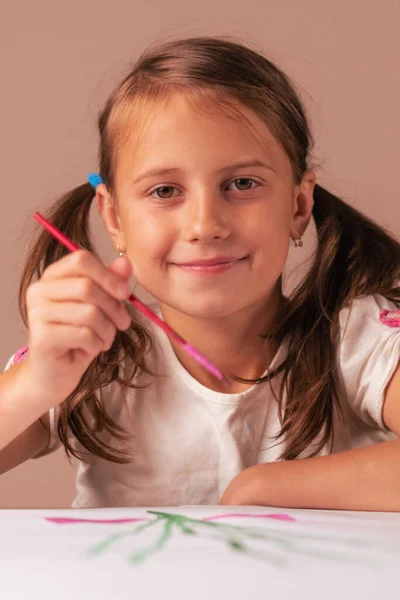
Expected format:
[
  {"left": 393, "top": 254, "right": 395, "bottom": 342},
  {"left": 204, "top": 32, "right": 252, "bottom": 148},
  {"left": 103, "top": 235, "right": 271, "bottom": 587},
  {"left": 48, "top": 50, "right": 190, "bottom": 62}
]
[
  {"left": 338, "top": 293, "right": 400, "bottom": 334},
  {"left": 336, "top": 293, "right": 400, "bottom": 430}
]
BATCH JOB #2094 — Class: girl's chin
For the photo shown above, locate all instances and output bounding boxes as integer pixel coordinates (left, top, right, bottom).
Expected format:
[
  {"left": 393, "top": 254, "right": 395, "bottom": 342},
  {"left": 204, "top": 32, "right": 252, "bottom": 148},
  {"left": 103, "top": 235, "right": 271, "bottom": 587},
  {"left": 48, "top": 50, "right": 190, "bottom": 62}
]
[{"left": 162, "top": 297, "right": 240, "bottom": 320}]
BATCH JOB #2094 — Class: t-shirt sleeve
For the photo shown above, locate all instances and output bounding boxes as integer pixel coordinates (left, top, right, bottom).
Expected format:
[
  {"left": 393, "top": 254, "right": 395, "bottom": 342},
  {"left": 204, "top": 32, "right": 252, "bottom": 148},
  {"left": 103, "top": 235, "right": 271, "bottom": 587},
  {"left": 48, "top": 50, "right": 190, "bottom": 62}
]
[
  {"left": 3, "top": 348, "right": 62, "bottom": 457},
  {"left": 336, "top": 294, "right": 400, "bottom": 431}
]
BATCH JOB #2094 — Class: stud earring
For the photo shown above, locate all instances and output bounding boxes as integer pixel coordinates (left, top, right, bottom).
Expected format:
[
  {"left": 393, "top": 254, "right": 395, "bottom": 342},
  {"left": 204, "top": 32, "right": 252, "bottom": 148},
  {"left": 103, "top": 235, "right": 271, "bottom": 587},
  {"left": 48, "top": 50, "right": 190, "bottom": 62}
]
[
  {"left": 293, "top": 237, "right": 303, "bottom": 248},
  {"left": 117, "top": 244, "right": 127, "bottom": 257}
]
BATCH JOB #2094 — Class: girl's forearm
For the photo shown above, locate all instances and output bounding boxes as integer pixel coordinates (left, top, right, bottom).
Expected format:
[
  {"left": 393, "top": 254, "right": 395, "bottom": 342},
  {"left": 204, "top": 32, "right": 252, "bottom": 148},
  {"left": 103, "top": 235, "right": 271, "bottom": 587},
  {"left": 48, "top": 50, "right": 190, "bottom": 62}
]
[
  {"left": 220, "top": 439, "right": 400, "bottom": 511},
  {"left": 0, "top": 362, "right": 49, "bottom": 453}
]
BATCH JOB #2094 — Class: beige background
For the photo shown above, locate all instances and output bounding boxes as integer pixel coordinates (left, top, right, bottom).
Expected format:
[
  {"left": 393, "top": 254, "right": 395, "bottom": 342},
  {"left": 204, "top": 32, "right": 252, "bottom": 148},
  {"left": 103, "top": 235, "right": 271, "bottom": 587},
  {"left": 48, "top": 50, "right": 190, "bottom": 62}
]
[{"left": 0, "top": 1, "right": 398, "bottom": 507}]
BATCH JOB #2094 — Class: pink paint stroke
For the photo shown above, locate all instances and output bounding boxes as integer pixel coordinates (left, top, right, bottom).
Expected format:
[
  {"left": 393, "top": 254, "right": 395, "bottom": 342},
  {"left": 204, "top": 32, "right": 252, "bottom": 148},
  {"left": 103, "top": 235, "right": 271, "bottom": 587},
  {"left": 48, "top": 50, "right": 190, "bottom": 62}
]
[
  {"left": 45, "top": 513, "right": 296, "bottom": 526},
  {"left": 45, "top": 517, "right": 148, "bottom": 525},
  {"left": 202, "top": 513, "right": 296, "bottom": 522}
]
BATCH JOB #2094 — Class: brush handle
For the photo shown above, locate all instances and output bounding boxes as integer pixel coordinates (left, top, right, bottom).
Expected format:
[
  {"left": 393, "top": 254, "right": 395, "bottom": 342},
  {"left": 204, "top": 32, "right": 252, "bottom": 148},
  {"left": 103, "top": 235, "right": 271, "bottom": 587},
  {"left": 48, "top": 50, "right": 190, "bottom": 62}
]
[{"left": 128, "top": 295, "right": 185, "bottom": 344}]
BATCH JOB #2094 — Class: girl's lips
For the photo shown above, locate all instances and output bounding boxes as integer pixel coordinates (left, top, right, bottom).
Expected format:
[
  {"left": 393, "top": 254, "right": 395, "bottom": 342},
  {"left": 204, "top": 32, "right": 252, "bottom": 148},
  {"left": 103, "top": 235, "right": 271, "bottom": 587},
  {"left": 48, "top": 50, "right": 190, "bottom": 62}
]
[{"left": 171, "top": 256, "right": 248, "bottom": 274}]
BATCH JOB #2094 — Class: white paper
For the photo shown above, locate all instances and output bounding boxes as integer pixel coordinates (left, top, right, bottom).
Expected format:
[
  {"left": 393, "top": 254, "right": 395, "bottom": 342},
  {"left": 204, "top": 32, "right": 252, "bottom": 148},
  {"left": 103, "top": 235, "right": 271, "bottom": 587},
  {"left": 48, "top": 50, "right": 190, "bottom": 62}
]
[{"left": 1, "top": 505, "right": 399, "bottom": 600}]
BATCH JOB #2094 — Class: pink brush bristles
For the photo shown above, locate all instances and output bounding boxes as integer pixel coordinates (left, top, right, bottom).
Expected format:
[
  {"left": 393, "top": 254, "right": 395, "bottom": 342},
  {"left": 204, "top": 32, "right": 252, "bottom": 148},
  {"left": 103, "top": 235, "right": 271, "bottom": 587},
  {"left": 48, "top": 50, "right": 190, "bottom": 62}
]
[
  {"left": 33, "top": 212, "right": 225, "bottom": 382},
  {"left": 182, "top": 342, "right": 224, "bottom": 381}
]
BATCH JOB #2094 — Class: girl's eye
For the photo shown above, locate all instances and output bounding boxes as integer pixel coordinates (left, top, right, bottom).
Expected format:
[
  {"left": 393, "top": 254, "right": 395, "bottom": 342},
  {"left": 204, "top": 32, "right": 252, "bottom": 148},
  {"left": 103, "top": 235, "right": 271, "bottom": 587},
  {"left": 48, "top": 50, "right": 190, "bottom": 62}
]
[
  {"left": 226, "top": 178, "right": 259, "bottom": 192},
  {"left": 150, "top": 186, "right": 179, "bottom": 200},
  {"left": 149, "top": 178, "right": 259, "bottom": 201}
]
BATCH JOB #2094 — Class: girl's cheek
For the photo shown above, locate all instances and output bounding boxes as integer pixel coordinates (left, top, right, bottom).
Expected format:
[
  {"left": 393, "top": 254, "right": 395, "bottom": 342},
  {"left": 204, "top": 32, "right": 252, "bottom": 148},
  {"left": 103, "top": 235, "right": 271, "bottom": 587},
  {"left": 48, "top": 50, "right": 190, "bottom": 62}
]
[{"left": 128, "top": 244, "right": 167, "bottom": 279}]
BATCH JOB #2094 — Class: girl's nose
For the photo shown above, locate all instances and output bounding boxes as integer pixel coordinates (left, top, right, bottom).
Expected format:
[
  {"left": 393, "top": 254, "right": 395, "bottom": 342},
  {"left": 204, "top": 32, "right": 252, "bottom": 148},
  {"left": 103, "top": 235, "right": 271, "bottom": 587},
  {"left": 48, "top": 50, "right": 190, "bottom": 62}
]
[{"left": 183, "top": 193, "right": 231, "bottom": 243}]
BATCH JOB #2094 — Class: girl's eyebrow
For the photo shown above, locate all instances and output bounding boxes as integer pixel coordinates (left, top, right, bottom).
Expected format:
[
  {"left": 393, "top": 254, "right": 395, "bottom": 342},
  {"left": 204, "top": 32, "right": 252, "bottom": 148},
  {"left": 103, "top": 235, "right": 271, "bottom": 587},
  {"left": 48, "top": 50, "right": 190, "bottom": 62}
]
[{"left": 132, "top": 159, "right": 275, "bottom": 184}]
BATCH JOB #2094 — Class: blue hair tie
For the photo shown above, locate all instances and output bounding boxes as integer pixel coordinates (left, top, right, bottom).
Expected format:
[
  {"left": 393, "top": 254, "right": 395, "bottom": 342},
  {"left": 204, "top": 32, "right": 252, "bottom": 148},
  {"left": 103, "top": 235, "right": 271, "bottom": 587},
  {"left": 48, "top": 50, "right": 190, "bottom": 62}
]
[{"left": 88, "top": 173, "right": 104, "bottom": 188}]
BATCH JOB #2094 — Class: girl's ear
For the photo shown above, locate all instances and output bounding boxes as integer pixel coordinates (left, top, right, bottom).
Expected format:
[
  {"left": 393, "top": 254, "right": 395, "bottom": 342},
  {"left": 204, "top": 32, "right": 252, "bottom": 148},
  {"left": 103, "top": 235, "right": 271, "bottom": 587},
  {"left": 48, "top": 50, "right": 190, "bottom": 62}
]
[
  {"left": 289, "top": 170, "right": 316, "bottom": 240},
  {"left": 95, "top": 184, "right": 125, "bottom": 251}
]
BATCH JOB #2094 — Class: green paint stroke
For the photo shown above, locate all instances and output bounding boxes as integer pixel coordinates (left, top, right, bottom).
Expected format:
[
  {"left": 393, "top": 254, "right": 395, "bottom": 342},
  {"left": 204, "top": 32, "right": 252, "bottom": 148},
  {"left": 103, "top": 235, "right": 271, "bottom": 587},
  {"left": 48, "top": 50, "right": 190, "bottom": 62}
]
[
  {"left": 88, "top": 517, "right": 162, "bottom": 557},
  {"left": 128, "top": 520, "right": 174, "bottom": 565},
  {"left": 86, "top": 510, "right": 383, "bottom": 568}
]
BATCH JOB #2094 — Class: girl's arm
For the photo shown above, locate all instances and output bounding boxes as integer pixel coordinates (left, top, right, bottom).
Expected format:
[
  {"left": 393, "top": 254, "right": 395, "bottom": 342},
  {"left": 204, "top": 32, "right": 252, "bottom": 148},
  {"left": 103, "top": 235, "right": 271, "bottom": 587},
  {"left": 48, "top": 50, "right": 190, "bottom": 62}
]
[
  {"left": 0, "top": 416, "right": 50, "bottom": 475},
  {"left": 219, "top": 438, "right": 400, "bottom": 510},
  {"left": 0, "top": 361, "right": 51, "bottom": 474},
  {"left": 220, "top": 359, "right": 400, "bottom": 511}
]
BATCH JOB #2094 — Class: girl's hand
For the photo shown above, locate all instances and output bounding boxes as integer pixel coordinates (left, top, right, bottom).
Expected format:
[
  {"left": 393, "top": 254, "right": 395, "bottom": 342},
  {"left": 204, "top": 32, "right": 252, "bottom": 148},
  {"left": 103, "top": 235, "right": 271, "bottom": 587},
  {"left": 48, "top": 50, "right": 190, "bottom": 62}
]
[{"left": 22, "top": 250, "right": 132, "bottom": 411}]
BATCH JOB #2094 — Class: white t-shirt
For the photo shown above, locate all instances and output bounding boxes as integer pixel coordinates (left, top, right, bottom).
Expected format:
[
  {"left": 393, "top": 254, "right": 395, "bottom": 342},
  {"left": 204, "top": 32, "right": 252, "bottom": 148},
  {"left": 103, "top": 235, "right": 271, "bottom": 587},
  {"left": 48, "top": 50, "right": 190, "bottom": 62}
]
[{"left": 5, "top": 294, "right": 399, "bottom": 508}]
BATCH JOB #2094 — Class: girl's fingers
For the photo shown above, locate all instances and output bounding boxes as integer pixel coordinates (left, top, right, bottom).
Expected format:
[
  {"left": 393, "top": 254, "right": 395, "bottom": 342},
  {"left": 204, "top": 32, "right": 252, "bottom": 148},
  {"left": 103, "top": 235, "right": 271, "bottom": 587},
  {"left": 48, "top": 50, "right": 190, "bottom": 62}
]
[
  {"left": 28, "top": 278, "right": 131, "bottom": 332},
  {"left": 107, "top": 256, "right": 133, "bottom": 281},
  {"left": 34, "top": 302, "right": 118, "bottom": 351},
  {"left": 32, "top": 322, "right": 106, "bottom": 359},
  {"left": 41, "top": 250, "right": 131, "bottom": 300}
]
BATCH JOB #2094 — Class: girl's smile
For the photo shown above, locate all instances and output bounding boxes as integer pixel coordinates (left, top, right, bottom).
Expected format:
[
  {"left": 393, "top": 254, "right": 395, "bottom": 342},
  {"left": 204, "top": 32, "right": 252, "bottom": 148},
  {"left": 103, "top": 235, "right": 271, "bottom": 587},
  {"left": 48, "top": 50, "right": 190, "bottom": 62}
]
[{"left": 169, "top": 254, "right": 249, "bottom": 275}]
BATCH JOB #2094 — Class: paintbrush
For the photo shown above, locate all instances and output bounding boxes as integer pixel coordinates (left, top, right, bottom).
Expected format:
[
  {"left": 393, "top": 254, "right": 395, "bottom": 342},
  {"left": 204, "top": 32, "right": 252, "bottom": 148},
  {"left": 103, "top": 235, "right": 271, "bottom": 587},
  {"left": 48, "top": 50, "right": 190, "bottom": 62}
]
[{"left": 33, "top": 212, "right": 225, "bottom": 382}]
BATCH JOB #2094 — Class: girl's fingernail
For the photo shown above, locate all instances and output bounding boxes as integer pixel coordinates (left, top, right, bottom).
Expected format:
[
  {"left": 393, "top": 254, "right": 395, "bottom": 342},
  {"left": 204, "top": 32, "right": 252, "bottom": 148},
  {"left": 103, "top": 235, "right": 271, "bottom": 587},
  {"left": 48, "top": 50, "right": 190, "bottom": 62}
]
[{"left": 117, "top": 283, "right": 130, "bottom": 297}]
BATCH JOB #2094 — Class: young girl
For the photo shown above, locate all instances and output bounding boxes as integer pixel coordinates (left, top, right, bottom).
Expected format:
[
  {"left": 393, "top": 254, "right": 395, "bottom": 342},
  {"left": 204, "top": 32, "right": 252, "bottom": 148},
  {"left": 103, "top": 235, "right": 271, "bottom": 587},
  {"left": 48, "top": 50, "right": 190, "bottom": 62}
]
[{"left": 1, "top": 36, "right": 400, "bottom": 511}]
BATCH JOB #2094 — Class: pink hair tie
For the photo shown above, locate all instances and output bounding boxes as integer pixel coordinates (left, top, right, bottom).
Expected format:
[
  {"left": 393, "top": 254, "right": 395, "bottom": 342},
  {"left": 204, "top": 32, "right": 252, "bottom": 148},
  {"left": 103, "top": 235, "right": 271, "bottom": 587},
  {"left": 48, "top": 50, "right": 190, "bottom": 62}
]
[
  {"left": 379, "top": 309, "right": 400, "bottom": 328},
  {"left": 12, "top": 345, "right": 29, "bottom": 365}
]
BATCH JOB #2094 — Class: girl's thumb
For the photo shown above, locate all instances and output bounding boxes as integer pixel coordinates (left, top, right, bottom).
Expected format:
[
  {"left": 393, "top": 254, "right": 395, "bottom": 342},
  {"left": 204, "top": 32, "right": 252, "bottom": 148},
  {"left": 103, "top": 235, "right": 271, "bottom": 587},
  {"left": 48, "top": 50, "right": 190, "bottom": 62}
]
[{"left": 108, "top": 255, "right": 133, "bottom": 282}]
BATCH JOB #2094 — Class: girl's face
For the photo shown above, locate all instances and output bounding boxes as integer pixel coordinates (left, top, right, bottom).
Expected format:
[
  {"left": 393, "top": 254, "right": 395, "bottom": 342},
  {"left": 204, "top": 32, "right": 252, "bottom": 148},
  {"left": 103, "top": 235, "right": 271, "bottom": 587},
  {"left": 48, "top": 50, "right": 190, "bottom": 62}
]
[{"left": 98, "top": 94, "right": 315, "bottom": 320}]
